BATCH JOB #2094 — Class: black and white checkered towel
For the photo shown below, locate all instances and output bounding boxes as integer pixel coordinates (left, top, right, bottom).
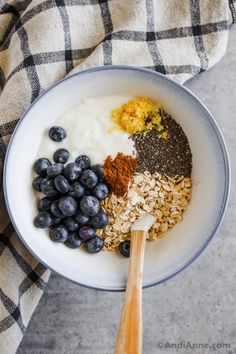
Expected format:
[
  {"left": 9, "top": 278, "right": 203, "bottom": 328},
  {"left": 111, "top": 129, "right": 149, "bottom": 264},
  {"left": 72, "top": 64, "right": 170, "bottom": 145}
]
[{"left": 0, "top": 0, "right": 235, "bottom": 352}]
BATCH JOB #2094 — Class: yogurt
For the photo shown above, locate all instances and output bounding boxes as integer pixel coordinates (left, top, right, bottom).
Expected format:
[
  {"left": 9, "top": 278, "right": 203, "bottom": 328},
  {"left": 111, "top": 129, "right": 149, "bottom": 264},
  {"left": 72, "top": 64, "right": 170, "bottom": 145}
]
[{"left": 37, "top": 96, "right": 136, "bottom": 163}]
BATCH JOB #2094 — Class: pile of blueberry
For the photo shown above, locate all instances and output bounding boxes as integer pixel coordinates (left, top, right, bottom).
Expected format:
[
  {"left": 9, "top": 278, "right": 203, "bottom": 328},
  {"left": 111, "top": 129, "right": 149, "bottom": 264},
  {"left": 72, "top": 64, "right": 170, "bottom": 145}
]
[{"left": 32, "top": 126, "right": 109, "bottom": 254}]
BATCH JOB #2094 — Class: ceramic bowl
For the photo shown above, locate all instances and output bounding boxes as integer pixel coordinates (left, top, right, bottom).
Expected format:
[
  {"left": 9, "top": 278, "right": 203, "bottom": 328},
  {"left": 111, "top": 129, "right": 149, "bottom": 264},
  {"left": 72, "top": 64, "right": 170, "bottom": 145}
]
[{"left": 3, "top": 66, "right": 230, "bottom": 291}]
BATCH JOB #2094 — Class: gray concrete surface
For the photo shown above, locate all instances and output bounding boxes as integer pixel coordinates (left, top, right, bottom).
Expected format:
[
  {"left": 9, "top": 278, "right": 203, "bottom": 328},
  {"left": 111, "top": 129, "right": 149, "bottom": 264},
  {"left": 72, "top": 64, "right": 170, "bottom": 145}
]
[{"left": 18, "top": 27, "right": 236, "bottom": 354}]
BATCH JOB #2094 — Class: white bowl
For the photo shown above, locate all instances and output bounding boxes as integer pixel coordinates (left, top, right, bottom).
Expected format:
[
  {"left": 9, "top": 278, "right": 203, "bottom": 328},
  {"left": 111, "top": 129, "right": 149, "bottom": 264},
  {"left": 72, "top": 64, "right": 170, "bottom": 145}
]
[{"left": 3, "top": 66, "right": 230, "bottom": 291}]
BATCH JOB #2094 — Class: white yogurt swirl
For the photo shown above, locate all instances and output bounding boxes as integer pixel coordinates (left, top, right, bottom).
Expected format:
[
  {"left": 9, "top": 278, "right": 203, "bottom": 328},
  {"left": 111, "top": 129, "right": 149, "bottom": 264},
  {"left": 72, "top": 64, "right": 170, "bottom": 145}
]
[{"left": 37, "top": 96, "right": 136, "bottom": 164}]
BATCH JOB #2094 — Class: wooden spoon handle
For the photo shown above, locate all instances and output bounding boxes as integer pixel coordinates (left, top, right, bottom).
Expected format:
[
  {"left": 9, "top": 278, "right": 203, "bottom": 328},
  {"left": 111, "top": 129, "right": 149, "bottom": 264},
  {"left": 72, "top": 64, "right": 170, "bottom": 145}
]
[{"left": 114, "top": 230, "right": 146, "bottom": 354}]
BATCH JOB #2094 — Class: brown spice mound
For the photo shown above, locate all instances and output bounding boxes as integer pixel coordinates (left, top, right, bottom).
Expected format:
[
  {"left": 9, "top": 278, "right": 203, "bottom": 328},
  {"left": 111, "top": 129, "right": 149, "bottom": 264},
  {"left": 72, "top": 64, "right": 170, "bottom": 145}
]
[{"left": 103, "top": 153, "right": 138, "bottom": 196}]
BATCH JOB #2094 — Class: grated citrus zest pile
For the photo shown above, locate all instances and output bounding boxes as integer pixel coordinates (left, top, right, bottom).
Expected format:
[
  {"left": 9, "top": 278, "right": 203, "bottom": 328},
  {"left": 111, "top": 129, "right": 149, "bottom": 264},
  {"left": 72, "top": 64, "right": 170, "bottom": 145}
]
[{"left": 111, "top": 97, "right": 168, "bottom": 137}]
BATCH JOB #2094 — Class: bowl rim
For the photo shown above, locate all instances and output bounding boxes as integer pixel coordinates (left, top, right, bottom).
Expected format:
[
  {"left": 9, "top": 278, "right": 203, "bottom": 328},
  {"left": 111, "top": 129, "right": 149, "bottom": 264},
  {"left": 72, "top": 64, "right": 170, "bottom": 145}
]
[{"left": 3, "top": 65, "right": 231, "bottom": 291}]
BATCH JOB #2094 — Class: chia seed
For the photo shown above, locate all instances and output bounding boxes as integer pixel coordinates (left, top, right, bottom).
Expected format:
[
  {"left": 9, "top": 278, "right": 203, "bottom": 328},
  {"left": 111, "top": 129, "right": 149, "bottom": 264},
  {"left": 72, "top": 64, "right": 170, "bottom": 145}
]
[{"left": 132, "top": 114, "right": 192, "bottom": 177}]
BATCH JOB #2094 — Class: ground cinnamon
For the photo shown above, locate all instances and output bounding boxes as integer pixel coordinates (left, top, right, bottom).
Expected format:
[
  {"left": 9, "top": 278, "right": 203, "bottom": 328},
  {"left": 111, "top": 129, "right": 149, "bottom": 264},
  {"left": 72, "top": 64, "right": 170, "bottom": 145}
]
[{"left": 103, "top": 153, "right": 138, "bottom": 196}]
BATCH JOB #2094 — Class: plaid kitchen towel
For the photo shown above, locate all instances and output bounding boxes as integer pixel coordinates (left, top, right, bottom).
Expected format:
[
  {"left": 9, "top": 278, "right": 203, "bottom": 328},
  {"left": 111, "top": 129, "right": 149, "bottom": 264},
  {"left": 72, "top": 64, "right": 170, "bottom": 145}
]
[{"left": 0, "top": 0, "right": 235, "bottom": 353}]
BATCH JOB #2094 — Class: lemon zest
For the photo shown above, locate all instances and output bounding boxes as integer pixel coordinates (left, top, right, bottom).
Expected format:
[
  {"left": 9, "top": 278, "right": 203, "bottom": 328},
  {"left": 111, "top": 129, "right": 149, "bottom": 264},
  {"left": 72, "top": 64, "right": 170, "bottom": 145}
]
[{"left": 111, "top": 97, "right": 167, "bottom": 136}]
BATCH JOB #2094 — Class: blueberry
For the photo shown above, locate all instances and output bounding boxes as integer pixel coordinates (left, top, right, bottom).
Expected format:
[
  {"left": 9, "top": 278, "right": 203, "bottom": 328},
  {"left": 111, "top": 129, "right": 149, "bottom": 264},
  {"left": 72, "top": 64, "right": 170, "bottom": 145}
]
[
  {"left": 47, "top": 163, "right": 64, "bottom": 177},
  {"left": 91, "top": 165, "right": 104, "bottom": 182},
  {"left": 118, "top": 241, "right": 130, "bottom": 257},
  {"left": 91, "top": 210, "right": 109, "bottom": 229},
  {"left": 63, "top": 217, "right": 80, "bottom": 232},
  {"left": 54, "top": 175, "right": 70, "bottom": 194},
  {"left": 80, "top": 196, "right": 100, "bottom": 216},
  {"left": 38, "top": 197, "right": 53, "bottom": 211},
  {"left": 52, "top": 217, "right": 62, "bottom": 226},
  {"left": 49, "top": 126, "right": 67, "bottom": 142},
  {"left": 34, "top": 211, "right": 53, "bottom": 228},
  {"left": 50, "top": 200, "right": 64, "bottom": 218},
  {"left": 53, "top": 148, "right": 69, "bottom": 164},
  {"left": 80, "top": 170, "right": 98, "bottom": 189},
  {"left": 65, "top": 233, "right": 83, "bottom": 249},
  {"left": 75, "top": 212, "right": 90, "bottom": 225},
  {"left": 79, "top": 226, "right": 96, "bottom": 240},
  {"left": 68, "top": 181, "right": 85, "bottom": 198},
  {"left": 33, "top": 158, "right": 51, "bottom": 176},
  {"left": 86, "top": 236, "right": 104, "bottom": 253},
  {"left": 32, "top": 176, "right": 43, "bottom": 192},
  {"left": 75, "top": 155, "right": 91, "bottom": 170},
  {"left": 50, "top": 225, "right": 68, "bottom": 242},
  {"left": 40, "top": 177, "right": 58, "bottom": 197},
  {"left": 64, "top": 162, "right": 81, "bottom": 181},
  {"left": 92, "top": 183, "right": 109, "bottom": 200},
  {"left": 58, "top": 196, "right": 78, "bottom": 217}
]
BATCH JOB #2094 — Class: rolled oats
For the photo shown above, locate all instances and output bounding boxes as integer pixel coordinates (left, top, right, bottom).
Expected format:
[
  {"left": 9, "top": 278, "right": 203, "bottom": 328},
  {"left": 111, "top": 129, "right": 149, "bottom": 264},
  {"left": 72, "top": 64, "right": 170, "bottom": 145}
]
[{"left": 101, "top": 172, "right": 192, "bottom": 250}]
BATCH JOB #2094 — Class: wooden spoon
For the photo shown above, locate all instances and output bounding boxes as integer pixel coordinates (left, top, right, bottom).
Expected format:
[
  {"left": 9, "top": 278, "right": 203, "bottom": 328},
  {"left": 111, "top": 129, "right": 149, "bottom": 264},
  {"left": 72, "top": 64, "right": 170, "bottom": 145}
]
[{"left": 114, "top": 214, "right": 156, "bottom": 354}]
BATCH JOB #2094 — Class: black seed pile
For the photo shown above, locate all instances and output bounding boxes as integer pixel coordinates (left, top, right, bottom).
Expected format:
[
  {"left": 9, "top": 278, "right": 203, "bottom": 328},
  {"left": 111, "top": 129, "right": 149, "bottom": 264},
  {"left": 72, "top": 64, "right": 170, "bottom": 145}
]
[{"left": 132, "top": 115, "right": 192, "bottom": 177}]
